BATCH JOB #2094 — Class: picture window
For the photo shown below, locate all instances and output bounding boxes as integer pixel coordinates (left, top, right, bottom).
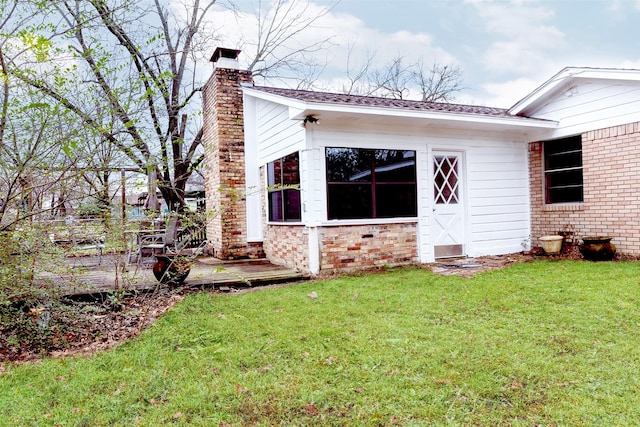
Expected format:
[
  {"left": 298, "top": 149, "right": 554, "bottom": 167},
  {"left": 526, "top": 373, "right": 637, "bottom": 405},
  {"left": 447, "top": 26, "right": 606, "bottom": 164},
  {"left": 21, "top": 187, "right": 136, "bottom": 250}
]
[{"left": 325, "top": 148, "right": 417, "bottom": 219}]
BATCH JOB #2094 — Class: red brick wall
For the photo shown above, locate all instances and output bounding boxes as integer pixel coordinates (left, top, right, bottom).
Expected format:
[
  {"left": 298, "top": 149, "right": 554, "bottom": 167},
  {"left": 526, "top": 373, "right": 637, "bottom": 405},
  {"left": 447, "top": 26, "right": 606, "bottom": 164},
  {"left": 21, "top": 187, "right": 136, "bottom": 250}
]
[
  {"left": 529, "top": 122, "right": 640, "bottom": 254},
  {"left": 203, "top": 67, "right": 264, "bottom": 259},
  {"left": 319, "top": 223, "right": 418, "bottom": 272},
  {"left": 264, "top": 222, "right": 418, "bottom": 274}
]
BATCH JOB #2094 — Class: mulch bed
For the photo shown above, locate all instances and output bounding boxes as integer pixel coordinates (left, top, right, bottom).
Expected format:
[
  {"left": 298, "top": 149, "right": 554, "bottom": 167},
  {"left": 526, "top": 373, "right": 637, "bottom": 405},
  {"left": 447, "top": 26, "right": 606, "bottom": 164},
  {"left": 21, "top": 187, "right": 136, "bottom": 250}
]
[{"left": 0, "top": 289, "right": 187, "bottom": 364}]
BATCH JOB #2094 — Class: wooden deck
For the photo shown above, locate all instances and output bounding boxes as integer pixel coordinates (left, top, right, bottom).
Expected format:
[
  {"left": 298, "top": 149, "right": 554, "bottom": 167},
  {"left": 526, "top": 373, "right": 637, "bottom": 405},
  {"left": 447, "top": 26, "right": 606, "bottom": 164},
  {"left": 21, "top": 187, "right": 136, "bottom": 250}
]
[{"left": 38, "top": 256, "right": 310, "bottom": 297}]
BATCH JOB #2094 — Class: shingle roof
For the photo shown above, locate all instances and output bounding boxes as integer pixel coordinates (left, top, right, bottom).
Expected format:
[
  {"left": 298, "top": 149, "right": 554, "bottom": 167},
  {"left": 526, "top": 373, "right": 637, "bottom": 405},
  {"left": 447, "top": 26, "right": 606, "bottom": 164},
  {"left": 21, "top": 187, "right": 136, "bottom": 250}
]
[{"left": 250, "top": 86, "right": 516, "bottom": 118}]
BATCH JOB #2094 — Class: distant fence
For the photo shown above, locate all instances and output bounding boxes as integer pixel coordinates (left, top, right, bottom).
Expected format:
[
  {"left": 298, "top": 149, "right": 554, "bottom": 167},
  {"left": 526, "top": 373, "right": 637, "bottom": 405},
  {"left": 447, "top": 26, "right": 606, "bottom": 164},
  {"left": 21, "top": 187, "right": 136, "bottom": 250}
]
[
  {"left": 187, "top": 227, "right": 206, "bottom": 247},
  {"left": 177, "top": 222, "right": 207, "bottom": 249},
  {"left": 31, "top": 216, "right": 207, "bottom": 250}
]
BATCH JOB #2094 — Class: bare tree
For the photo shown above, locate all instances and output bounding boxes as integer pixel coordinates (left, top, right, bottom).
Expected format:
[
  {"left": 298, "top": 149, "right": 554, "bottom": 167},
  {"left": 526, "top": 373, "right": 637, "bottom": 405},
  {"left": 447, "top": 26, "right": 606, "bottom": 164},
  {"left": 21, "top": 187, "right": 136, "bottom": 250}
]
[
  {"left": 412, "top": 59, "right": 464, "bottom": 102},
  {"left": 370, "top": 56, "right": 412, "bottom": 100},
  {"left": 8, "top": 0, "right": 336, "bottom": 212},
  {"left": 339, "top": 51, "right": 465, "bottom": 102},
  {"left": 244, "top": 0, "right": 336, "bottom": 85},
  {"left": 0, "top": 83, "right": 90, "bottom": 230},
  {"left": 0, "top": 0, "right": 20, "bottom": 149},
  {"left": 0, "top": 0, "right": 85, "bottom": 229},
  {"left": 339, "top": 42, "right": 375, "bottom": 96}
]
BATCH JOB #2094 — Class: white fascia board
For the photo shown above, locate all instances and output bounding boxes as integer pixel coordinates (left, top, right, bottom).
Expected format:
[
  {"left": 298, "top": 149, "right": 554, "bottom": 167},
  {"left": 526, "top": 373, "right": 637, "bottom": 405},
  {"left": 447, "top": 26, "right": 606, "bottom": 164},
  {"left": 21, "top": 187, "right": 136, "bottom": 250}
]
[
  {"left": 509, "top": 67, "right": 640, "bottom": 116},
  {"left": 242, "top": 87, "right": 309, "bottom": 116},
  {"left": 509, "top": 67, "right": 575, "bottom": 116},
  {"left": 568, "top": 68, "right": 640, "bottom": 82},
  {"left": 290, "top": 103, "right": 558, "bottom": 130},
  {"left": 243, "top": 86, "right": 557, "bottom": 131}
]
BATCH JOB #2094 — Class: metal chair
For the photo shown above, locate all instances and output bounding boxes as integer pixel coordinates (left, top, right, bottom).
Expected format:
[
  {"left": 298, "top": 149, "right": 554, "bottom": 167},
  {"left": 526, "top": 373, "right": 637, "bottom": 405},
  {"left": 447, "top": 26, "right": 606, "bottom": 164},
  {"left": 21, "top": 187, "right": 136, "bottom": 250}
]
[{"left": 132, "top": 216, "right": 180, "bottom": 265}]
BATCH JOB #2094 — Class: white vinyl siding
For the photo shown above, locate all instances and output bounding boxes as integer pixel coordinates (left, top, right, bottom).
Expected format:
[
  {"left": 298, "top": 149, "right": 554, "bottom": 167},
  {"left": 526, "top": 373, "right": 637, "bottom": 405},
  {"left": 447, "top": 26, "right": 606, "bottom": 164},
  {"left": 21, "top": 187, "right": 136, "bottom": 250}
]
[
  {"left": 466, "top": 144, "right": 530, "bottom": 256},
  {"left": 246, "top": 94, "right": 534, "bottom": 263},
  {"left": 533, "top": 81, "right": 640, "bottom": 137},
  {"left": 311, "top": 126, "right": 530, "bottom": 261},
  {"left": 255, "top": 100, "right": 305, "bottom": 164}
]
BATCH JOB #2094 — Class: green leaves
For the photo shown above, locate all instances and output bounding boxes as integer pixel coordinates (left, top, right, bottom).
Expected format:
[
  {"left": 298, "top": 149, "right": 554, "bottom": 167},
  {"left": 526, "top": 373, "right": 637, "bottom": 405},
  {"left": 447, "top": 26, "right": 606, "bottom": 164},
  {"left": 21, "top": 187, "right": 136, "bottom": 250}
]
[
  {"left": 19, "top": 31, "right": 51, "bottom": 62},
  {"left": 61, "top": 139, "right": 78, "bottom": 158}
]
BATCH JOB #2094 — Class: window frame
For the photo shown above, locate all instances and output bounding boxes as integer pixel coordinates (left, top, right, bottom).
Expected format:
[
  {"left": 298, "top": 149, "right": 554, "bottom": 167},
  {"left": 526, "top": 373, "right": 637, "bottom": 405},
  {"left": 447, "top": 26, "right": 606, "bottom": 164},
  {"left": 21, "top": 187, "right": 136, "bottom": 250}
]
[
  {"left": 267, "top": 152, "right": 301, "bottom": 222},
  {"left": 325, "top": 147, "right": 418, "bottom": 220},
  {"left": 543, "top": 135, "right": 584, "bottom": 205}
]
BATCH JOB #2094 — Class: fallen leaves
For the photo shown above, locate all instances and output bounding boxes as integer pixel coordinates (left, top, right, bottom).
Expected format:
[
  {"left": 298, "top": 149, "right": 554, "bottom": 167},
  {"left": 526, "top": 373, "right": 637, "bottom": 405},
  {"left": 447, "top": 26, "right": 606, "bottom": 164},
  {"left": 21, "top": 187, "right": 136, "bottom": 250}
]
[
  {"left": 304, "top": 403, "right": 319, "bottom": 416},
  {"left": 113, "top": 383, "right": 126, "bottom": 396},
  {"left": 321, "top": 356, "right": 338, "bottom": 365},
  {"left": 1, "top": 290, "right": 185, "bottom": 363},
  {"left": 234, "top": 384, "right": 249, "bottom": 394},
  {"left": 510, "top": 380, "right": 526, "bottom": 390}
]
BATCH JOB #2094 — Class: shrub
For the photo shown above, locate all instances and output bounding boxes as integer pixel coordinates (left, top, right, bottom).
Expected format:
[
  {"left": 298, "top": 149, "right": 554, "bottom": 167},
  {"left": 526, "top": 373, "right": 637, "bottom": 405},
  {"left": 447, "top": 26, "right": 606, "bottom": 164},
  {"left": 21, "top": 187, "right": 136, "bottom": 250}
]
[{"left": 0, "top": 224, "right": 76, "bottom": 358}]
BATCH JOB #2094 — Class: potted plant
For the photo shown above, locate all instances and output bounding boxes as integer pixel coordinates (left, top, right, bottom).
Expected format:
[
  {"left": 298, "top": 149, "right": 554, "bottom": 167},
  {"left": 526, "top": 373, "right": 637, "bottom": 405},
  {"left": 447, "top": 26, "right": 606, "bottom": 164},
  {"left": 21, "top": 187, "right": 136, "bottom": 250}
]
[
  {"left": 152, "top": 254, "right": 194, "bottom": 286},
  {"left": 539, "top": 235, "right": 563, "bottom": 254},
  {"left": 579, "top": 236, "right": 616, "bottom": 261},
  {"left": 151, "top": 215, "right": 209, "bottom": 286}
]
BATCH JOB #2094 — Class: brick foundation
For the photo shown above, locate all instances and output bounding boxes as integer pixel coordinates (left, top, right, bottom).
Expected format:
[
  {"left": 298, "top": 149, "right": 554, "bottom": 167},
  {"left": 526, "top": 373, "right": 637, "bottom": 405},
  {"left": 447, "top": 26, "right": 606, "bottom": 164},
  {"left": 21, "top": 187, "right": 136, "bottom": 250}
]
[
  {"left": 529, "top": 122, "right": 640, "bottom": 255},
  {"left": 264, "top": 222, "right": 418, "bottom": 274},
  {"left": 263, "top": 225, "right": 310, "bottom": 272},
  {"left": 319, "top": 223, "right": 418, "bottom": 272}
]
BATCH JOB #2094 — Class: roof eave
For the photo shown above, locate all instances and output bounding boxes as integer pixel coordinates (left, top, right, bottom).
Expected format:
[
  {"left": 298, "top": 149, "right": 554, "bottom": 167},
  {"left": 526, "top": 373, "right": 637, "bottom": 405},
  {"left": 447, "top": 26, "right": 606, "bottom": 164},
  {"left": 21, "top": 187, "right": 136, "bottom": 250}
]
[
  {"left": 509, "top": 67, "right": 640, "bottom": 116},
  {"left": 508, "top": 67, "right": 576, "bottom": 116},
  {"left": 243, "top": 86, "right": 309, "bottom": 115},
  {"left": 243, "top": 87, "right": 557, "bottom": 130},
  {"left": 292, "top": 103, "right": 558, "bottom": 129}
]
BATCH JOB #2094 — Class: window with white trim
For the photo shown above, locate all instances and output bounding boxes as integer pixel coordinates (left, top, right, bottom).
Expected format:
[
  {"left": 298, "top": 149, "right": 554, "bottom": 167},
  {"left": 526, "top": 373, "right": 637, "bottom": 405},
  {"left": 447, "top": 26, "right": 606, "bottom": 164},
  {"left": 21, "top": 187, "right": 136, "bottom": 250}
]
[
  {"left": 325, "top": 148, "right": 417, "bottom": 219},
  {"left": 267, "top": 152, "right": 301, "bottom": 222},
  {"left": 544, "top": 135, "right": 583, "bottom": 204}
]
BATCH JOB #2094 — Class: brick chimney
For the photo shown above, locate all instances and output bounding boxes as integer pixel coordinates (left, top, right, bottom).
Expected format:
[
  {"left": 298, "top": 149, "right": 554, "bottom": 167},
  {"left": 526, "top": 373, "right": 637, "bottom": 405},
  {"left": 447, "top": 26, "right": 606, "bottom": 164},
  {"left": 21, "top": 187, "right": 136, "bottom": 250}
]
[{"left": 203, "top": 48, "right": 264, "bottom": 259}]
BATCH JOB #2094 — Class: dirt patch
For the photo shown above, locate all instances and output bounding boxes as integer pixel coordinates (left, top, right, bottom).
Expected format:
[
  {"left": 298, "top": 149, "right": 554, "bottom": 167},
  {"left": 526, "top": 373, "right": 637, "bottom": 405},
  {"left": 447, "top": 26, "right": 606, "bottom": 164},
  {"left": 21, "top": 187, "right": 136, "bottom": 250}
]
[
  {"left": 427, "top": 246, "right": 588, "bottom": 277},
  {"left": 428, "top": 252, "right": 535, "bottom": 277},
  {"left": 0, "top": 289, "right": 186, "bottom": 364}
]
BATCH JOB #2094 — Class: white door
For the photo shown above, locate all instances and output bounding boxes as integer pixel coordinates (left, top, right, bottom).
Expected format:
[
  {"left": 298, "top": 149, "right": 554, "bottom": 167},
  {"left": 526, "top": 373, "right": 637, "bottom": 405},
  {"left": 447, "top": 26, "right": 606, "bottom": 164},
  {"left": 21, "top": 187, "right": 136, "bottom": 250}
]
[{"left": 431, "top": 152, "right": 465, "bottom": 258}]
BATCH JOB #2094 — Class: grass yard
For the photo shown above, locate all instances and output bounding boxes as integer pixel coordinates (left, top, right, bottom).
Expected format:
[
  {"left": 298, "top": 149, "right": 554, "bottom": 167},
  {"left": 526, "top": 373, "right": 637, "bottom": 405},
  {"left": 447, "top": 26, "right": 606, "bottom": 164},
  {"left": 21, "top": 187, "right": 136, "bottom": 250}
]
[{"left": 1, "top": 260, "right": 640, "bottom": 425}]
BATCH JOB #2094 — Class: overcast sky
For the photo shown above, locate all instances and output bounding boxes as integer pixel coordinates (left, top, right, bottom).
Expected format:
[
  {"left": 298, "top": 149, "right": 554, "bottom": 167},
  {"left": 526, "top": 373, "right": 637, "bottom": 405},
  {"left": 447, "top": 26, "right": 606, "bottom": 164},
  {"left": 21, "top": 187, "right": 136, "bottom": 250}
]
[{"left": 211, "top": 0, "right": 640, "bottom": 108}]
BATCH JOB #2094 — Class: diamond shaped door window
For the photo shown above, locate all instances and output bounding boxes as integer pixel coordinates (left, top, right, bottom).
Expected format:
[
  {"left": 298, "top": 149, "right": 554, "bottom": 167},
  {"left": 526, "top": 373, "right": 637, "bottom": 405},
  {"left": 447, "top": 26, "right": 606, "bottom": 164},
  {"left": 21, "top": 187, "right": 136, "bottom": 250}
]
[{"left": 434, "top": 156, "right": 459, "bottom": 204}]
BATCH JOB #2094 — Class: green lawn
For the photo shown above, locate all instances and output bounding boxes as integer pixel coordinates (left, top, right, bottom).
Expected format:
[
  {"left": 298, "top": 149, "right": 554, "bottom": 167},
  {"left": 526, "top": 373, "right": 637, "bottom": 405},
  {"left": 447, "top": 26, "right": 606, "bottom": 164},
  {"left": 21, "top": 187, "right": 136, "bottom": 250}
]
[{"left": 2, "top": 260, "right": 640, "bottom": 426}]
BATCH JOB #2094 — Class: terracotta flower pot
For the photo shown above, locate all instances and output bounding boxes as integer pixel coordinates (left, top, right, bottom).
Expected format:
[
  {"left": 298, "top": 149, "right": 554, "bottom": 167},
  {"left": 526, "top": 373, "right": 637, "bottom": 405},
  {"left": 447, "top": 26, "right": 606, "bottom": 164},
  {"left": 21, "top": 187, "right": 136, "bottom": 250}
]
[
  {"left": 579, "top": 237, "right": 616, "bottom": 261},
  {"left": 153, "top": 254, "right": 192, "bottom": 286}
]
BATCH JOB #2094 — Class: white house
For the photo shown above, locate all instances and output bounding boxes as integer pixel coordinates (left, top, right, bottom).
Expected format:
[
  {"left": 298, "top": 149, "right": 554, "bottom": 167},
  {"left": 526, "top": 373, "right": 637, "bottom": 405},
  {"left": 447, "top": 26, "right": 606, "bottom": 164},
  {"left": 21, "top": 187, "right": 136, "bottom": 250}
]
[{"left": 203, "top": 48, "right": 640, "bottom": 275}]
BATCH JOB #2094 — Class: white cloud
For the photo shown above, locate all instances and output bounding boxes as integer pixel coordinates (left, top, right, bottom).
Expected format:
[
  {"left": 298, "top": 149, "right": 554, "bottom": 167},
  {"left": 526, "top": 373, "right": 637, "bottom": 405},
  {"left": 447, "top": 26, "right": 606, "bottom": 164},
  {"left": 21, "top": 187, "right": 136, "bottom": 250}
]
[
  {"left": 476, "top": 77, "right": 543, "bottom": 108},
  {"left": 609, "top": 0, "right": 640, "bottom": 12},
  {"left": 209, "top": 0, "right": 459, "bottom": 89},
  {"left": 466, "top": 0, "right": 565, "bottom": 74}
]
